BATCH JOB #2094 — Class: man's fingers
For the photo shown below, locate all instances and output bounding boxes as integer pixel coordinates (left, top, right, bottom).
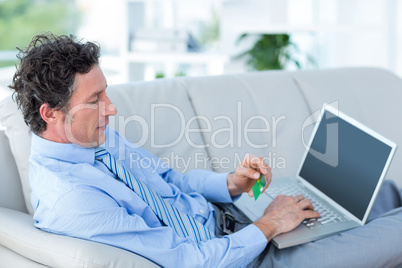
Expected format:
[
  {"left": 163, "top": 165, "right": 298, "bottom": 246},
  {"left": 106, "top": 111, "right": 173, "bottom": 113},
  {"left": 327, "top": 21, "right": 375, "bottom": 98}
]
[
  {"left": 248, "top": 189, "right": 254, "bottom": 197},
  {"left": 298, "top": 199, "right": 321, "bottom": 219},
  {"left": 294, "top": 195, "right": 304, "bottom": 203},
  {"left": 240, "top": 154, "right": 271, "bottom": 175},
  {"left": 302, "top": 209, "right": 321, "bottom": 220},
  {"left": 238, "top": 166, "right": 261, "bottom": 180},
  {"left": 298, "top": 198, "right": 314, "bottom": 211},
  {"left": 238, "top": 154, "right": 272, "bottom": 193}
]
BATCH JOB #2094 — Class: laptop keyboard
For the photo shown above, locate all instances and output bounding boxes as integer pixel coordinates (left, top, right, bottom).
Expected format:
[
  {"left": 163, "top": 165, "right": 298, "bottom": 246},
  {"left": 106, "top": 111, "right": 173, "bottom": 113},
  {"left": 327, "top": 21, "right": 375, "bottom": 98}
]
[{"left": 266, "top": 182, "right": 347, "bottom": 229}]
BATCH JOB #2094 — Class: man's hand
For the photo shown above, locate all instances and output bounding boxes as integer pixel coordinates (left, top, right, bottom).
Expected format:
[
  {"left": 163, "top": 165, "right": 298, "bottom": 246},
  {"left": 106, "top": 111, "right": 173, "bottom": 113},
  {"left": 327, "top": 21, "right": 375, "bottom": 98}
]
[
  {"left": 253, "top": 195, "right": 321, "bottom": 240},
  {"left": 227, "top": 154, "right": 272, "bottom": 197}
]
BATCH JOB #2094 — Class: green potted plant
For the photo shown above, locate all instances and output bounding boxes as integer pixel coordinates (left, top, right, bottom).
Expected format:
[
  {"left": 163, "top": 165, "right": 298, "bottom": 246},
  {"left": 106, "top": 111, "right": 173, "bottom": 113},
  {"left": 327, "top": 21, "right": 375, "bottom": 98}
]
[{"left": 235, "top": 33, "right": 313, "bottom": 70}]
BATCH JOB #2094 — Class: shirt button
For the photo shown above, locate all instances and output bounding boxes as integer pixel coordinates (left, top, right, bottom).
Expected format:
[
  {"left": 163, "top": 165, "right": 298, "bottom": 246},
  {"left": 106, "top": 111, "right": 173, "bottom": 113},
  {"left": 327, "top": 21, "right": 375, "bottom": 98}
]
[{"left": 200, "top": 209, "right": 205, "bottom": 214}]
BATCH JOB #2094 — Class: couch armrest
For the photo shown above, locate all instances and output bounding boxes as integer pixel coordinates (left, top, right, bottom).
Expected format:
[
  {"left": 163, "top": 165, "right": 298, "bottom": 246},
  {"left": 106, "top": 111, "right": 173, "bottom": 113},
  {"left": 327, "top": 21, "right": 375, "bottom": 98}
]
[{"left": 0, "top": 207, "right": 159, "bottom": 267}]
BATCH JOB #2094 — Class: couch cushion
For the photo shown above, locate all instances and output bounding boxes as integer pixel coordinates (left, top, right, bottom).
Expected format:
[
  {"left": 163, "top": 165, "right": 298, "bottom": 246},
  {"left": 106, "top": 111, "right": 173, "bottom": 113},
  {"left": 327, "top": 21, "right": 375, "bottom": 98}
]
[
  {"left": 292, "top": 67, "right": 402, "bottom": 187},
  {"left": 0, "top": 244, "right": 47, "bottom": 268},
  {"left": 107, "top": 79, "right": 212, "bottom": 173},
  {"left": 0, "top": 129, "right": 27, "bottom": 213},
  {"left": 0, "top": 96, "right": 32, "bottom": 214},
  {"left": 0, "top": 208, "right": 158, "bottom": 267},
  {"left": 182, "top": 71, "right": 312, "bottom": 179}
]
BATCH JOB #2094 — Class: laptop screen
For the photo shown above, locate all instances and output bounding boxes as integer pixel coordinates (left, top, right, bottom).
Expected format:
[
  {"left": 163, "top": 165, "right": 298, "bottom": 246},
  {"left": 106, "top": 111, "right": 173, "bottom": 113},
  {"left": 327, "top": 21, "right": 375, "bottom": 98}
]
[{"left": 299, "top": 109, "right": 393, "bottom": 221}]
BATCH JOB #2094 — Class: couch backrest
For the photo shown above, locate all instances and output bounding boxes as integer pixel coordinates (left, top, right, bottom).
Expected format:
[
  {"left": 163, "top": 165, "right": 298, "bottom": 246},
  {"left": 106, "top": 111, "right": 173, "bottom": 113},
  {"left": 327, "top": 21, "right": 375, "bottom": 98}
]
[
  {"left": 107, "top": 78, "right": 212, "bottom": 173},
  {"left": 0, "top": 129, "right": 27, "bottom": 213},
  {"left": 1, "top": 67, "right": 401, "bottom": 214},
  {"left": 108, "top": 67, "right": 402, "bottom": 186},
  {"left": 181, "top": 71, "right": 313, "bottom": 179}
]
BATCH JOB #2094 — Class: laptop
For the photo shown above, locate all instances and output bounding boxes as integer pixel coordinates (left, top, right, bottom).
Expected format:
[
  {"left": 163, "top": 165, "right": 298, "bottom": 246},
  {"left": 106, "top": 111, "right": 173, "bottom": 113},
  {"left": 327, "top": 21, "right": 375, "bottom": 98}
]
[{"left": 234, "top": 104, "right": 397, "bottom": 249}]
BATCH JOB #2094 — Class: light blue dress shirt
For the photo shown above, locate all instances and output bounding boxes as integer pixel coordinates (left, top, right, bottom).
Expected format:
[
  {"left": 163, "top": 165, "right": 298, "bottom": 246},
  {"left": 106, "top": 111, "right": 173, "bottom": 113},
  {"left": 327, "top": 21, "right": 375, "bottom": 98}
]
[{"left": 30, "top": 127, "right": 267, "bottom": 267}]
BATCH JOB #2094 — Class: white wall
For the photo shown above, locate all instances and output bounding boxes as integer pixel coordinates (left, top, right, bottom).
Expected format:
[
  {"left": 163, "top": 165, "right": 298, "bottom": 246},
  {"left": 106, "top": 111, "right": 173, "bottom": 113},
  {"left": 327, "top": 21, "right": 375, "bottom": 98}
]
[{"left": 220, "top": 0, "right": 401, "bottom": 76}]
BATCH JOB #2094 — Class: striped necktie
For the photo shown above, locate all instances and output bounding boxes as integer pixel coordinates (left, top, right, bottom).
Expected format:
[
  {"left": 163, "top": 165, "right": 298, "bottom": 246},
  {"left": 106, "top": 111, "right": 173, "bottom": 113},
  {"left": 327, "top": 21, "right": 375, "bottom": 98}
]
[{"left": 95, "top": 148, "right": 215, "bottom": 242}]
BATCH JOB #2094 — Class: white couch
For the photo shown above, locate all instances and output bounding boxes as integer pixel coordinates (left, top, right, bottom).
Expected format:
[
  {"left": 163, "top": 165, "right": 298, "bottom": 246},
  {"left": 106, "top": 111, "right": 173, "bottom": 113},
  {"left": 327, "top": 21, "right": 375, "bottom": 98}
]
[{"left": 1, "top": 67, "right": 402, "bottom": 267}]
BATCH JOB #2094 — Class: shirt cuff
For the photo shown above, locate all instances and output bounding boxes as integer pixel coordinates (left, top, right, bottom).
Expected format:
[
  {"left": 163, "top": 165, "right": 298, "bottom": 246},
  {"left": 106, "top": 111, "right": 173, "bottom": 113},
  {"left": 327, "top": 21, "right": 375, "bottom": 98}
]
[
  {"left": 229, "top": 224, "right": 268, "bottom": 265},
  {"left": 202, "top": 172, "right": 233, "bottom": 203}
]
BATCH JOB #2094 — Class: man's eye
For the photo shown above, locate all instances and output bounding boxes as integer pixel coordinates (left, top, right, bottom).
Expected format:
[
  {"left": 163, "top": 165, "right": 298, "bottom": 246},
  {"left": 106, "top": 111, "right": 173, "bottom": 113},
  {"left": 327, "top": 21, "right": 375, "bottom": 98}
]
[{"left": 90, "top": 99, "right": 99, "bottom": 104}]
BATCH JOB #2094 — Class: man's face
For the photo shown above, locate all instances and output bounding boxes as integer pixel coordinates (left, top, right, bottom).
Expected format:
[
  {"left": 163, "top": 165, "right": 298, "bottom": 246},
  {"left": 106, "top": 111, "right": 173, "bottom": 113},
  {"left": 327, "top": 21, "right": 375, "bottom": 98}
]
[{"left": 59, "top": 65, "right": 117, "bottom": 147}]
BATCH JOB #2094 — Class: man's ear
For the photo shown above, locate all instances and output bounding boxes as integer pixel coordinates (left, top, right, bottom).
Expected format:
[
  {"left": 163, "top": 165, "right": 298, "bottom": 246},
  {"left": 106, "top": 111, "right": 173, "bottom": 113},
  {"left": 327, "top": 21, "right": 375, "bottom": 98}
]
[{"left": 39, "top": 103, "right": 58, "bottom": 124}]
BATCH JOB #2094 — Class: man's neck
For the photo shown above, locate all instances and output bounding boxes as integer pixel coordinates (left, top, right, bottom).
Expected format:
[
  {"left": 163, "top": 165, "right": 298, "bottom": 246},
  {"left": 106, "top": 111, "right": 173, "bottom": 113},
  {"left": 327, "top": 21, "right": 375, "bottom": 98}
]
[{"left": 40, "top": 128, "right": 70, "bottom": 144}]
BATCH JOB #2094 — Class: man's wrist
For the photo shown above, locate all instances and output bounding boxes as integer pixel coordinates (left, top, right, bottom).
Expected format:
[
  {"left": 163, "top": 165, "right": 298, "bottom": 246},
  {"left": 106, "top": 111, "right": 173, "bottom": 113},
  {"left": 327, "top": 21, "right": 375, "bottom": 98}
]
[{"left": 252, "top": 219, "right": 280, "bottom": 241}]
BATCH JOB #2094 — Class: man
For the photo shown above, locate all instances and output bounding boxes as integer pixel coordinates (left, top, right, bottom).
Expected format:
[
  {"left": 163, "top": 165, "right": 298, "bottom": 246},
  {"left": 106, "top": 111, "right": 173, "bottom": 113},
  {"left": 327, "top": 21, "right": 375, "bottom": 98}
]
[{"left": 10, "top": 34, "right": 402, "bottom": 267}]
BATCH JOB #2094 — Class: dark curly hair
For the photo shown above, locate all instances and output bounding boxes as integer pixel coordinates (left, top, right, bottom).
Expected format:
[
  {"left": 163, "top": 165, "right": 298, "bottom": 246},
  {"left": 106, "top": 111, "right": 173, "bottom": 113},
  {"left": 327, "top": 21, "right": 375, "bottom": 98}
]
[{"left": 9, "top": 33, "right": 101, "bottom": 135}]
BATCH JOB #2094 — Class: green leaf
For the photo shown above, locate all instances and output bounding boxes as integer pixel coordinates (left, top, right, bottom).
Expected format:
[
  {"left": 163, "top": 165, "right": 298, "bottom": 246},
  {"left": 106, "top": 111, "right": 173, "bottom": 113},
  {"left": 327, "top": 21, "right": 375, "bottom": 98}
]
[{"left": 234, "top": 33, "right": 314, "bottom": 71}]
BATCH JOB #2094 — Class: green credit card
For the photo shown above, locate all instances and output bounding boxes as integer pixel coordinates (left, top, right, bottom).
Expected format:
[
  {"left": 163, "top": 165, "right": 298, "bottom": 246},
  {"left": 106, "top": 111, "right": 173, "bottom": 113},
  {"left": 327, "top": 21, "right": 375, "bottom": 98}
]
[{"left": 252, "top": 174, "right": 266, "bottom": 200}]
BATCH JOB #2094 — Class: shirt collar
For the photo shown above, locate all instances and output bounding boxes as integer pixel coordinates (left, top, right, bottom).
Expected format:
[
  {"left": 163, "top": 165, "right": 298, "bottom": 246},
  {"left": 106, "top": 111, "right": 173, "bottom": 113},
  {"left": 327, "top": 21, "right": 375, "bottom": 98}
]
[{"left": 31, "top": 133, "right": 96, "bottom": 165}]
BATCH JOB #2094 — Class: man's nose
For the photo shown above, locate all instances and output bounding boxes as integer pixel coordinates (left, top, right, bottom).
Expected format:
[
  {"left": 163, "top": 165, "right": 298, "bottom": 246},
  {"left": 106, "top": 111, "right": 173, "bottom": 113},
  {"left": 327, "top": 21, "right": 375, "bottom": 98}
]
[
  {"left": 107, "top": 101, "right": 117, "bottom": 116},
  {"left": 101, "top": 97, "right": 117, "bottom": 116}
]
